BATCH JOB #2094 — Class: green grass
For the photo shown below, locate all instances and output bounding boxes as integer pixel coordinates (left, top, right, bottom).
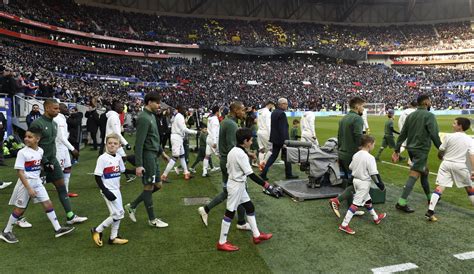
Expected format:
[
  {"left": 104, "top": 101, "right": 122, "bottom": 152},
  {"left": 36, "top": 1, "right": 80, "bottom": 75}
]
[{"left": 0, "top": 115, "right": 473, "bottom": 273}]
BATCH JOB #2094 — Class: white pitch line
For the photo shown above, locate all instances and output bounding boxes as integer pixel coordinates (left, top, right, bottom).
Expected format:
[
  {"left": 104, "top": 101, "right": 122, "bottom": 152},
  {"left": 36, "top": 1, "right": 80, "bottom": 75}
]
[
  {"left": 381, "top": 161, "right": 438, "bottom": 176},
  {"left": 453, "top": 251, "right": 474, "bottom": 260},
  {"left": 371, "top": 263, "right": 419, "bottom": 274}
]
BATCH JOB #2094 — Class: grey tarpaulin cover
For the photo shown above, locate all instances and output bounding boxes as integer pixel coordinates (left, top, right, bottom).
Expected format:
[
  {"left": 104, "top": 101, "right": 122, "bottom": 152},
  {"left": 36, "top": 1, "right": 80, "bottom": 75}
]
[{"left": 286, "top": 138, "right": 341, "bottom": 185}]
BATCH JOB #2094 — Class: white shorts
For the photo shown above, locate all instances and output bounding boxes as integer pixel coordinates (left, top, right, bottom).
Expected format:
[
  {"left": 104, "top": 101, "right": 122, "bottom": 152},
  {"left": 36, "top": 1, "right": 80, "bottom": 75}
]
[
  {"left": 117, "top": 147, "right": 126, "bottom": 158},
  {"left": 171, "top": 134, "right": 185, "bottom": 157},
  {"left": 9, "top": 178, "right": 50, "bottom": 208},
  {"left": 257, "top": 131, "right": 271, "bottom": 151},
  {"left": 102, "top": 189, "right": 124, "bottom": 220},
  {"left": 56, "top": 147, "right": 71, "bottom": 169},
  {"left": 352, "top": 178, "right": 372, "bottom": 206},
  {"left": 226, "top": 181, "right": 250, "bottom": 212},
  {"left": 205, "top": 139, "right": 219, "bottom": 156},
  {"left": 436, "top": 161, "right": 472, "bottom": 188}
]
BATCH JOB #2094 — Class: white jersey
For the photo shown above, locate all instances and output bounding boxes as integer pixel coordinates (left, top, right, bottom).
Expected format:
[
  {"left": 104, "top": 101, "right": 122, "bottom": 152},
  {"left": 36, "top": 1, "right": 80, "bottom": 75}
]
[
  {"left": 257, "top": 107, "right": 271, "bottom": 134},
  {"left": 15, "top": 146, "right": 43, "bottom": 180},
  {"left": 362, "top": 109, "right": 369, "bottom": 131},
  {"left": 106, "top": 110, "right": 128, "bottom": 146},
  {"left": 53, "top": 113, "right": 75, "bottom": 151},
  {"left": 227, "top": 146, "right": 253, "bottom": 184},
  {"left": 439, "top": 132, "right": 474, "bottom": 164},
  {"left": 94, "top": 153, "right": 125, "bottom": 190},
  {"left": 349, "top": 150, "right": 378, "bottom": 182},
  {"left": 398, "top": 108, "right": 416, "bottom": 131},
  {"left": 171, "top": 112, "right": 197, "bottom": 138},
  {"left": 206, "top": 115, "right": 220, "bottom": 145},
  {"left": 301, "top": 111, "right": 316, "bottom": 139}
]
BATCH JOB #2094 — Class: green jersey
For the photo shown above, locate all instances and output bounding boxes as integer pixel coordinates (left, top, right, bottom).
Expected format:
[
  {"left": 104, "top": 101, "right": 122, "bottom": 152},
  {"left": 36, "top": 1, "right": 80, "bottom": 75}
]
[
  {"left": 29, "top": 115, "right": 57, "bottom": 162},
  {"left": 135, "top": 108, "right": 160, "bottom": 167},
  {"left": 395, "top": 107, "right": 441, "bottom": 153},
  {"left": 384, "top": 119, "right": 395, "bottom": 136},
  {"left": 338, "top": 110, "right": 364, "bottom": 162},
  {"left": 290, "top": 127, "right": 299, "bottom": 140},
  {"left": 218, "top": 115, "right": 238, "bottom": 157}
]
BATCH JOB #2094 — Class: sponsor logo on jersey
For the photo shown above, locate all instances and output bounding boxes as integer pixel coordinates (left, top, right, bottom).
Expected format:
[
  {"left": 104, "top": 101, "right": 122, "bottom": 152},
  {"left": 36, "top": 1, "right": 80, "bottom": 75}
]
[
  {"left": 24, "top": 160, "right": 42, "bottom": 172},
  {"left": 103, "top": 165, "right": 121, "bottom": 179}
]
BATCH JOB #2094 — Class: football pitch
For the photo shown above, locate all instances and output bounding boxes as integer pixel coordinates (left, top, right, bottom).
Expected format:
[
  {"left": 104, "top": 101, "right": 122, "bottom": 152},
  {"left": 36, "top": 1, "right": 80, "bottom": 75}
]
[{"left": 0, "top": 115, "right": 473, "bottom": 273}]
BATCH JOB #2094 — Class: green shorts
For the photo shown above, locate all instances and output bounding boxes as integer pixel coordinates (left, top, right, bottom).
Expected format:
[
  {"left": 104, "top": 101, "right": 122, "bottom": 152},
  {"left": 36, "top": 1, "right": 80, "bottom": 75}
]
[
  {"left": 45, "top": 158, "right": 63, "bottom": 183},
  {"left": 142, "top": 151, "right": 160, "bottom": 185},
  {"left": 382, "top": 135, "right": 396, "bottom": 149},
  {"left": 408, "top": 150, "right": 429, "bottom": 173}
]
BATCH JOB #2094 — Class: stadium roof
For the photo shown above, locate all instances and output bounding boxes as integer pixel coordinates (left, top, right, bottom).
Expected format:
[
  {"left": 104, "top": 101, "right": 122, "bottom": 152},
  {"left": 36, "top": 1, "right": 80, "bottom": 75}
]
[{"left": 78, "top": 0, "right": 473, "bottom": 24}]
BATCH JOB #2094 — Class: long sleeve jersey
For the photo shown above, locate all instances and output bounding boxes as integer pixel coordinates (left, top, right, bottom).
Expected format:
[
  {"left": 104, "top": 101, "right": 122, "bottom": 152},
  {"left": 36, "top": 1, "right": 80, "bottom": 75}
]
[
  {"left": 54, "top": 113, "right": 75, "bottom": 151},
  {"left": 395, "top": 107, "right": 442, "bottom": 153},
  {"left": 301, "top": 111, "right": 316, "bottom": 139},
  {"left": 206, "top": 115, "right": 220, "bottom": 145},
  {"left": 171, "top": 113, "right": 197, "bottom": 137},
  {"left": 106, "top": 110, "right": 128, "bottom": 146}
]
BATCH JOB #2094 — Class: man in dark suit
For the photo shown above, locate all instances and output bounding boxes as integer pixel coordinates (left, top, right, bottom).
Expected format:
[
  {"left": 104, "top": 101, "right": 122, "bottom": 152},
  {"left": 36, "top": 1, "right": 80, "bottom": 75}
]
[
  {"left": 260, "top": 98, "right": 298, "bottom": 180},
  {"left": 0, "top": 111, "right": 6, "bottom": 166},
  {"left": 67, "top": 107, "right": 83, "bottom": 153},
  {"left": 85, "top": 106, "right": 100, "bottom": 151}
]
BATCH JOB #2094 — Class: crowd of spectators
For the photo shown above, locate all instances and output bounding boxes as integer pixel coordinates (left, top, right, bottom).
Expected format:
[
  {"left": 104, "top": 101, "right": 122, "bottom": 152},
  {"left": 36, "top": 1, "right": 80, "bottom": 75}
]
[
  {"left": 394, "top": 54, "right": 474, "bottom": 62},
  {"left": 0, "top": 20, "right": 165, "bottom": 54},
  {"left": 1, "top": 0, "right": 474, "bottom": 52},
  {"left": 2, "top": 38, "right": 474, "bottom": 113}
]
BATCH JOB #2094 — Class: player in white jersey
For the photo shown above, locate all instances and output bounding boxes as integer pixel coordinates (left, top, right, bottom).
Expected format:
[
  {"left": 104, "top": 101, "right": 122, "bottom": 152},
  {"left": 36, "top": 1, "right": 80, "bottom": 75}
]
[
  {"left": 106, "top": 102, "right": 134, "bottom": 182},
  {"left": 203, "top": 106, "right": 220, "bottom": 177},
  {"left": 91, "top": 133, "right": 129, "bottom": 246},
  {"left": 426, "top": 117, "right": 474, "bottom": 221},
  {"left": 106, "top": 102, "right": 131, "bottom": 156},
  {"left": 300, "top": 102, "right": 318, "bottom": 146},
  {"left": 362, "top": 108, "right": 370, "bottom": 134},
  {"left": 54, "top": 103, "right": 80, "bottom": 197},
  {"left": 257, "top": 101, "right": 275, "bottom": 171},
  {"left": 398, "top": 101, "right": 417, "bottom": 165},
  {"left": 0, "top": 129, "right": 75, "bottom": 244},
  {"left": 338, "top": 135, "right": 386, "bottom": 235},
  {"left": 161, "top": 106, "right": 197, "bottom": 181},
  {"left": 216, "top": 128, "right": 278, "bottom": 252}
]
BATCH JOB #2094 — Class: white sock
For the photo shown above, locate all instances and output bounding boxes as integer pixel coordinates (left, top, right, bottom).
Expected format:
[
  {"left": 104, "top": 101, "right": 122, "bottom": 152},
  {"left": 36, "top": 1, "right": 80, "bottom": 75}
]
[
  {"left": 467, "top": 189, "right": 474, "bottom": 206},
  {"left": 163, "top": 159, "right": 176, "bottom": 176},
  {"left": 203, "top": 158, "right": 209, "bottom": 174},
  {"left": 96, "top": 217, "right": 114, "bottom": 233},
  {"left": 469, "top": 195, "right": 474, "bottom": 206},
  {"left": 180, "top": 157, "right": 188, "bottom": 173},
  {"left": 46, "top": 209, "right": 61, "bottom": 231},
  {"left": 110, "top": 219, "right": 120, "bottom": 239},
  {"left": 367, "top": 208, "right": 378, "bottom": 220},
  {"left": 63, "top": 172, "right": 71, "bottom": 192},
  {"left": 429, "top": 192, "right": 441, "bottom": 211},
  {"left": 4, "top": 213, "right": 19, "bottom": 233},
  {"left": 246, "top": 214, "right": 260, "bottom": 238},
  {"left": 264, "top": 151, "right": 272, "bottom": 163},
  {"left": 341, "top": 205, "right": 357, "bottom": 227},
  {"left": 218, "top": 217, "right": 232, "bottom": 245},
  {"left": 258, "top": 152, "right": 264, "bottom": 164},
  {"left": 400, "top": 146, "right": 406, "bottom": 154}
]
